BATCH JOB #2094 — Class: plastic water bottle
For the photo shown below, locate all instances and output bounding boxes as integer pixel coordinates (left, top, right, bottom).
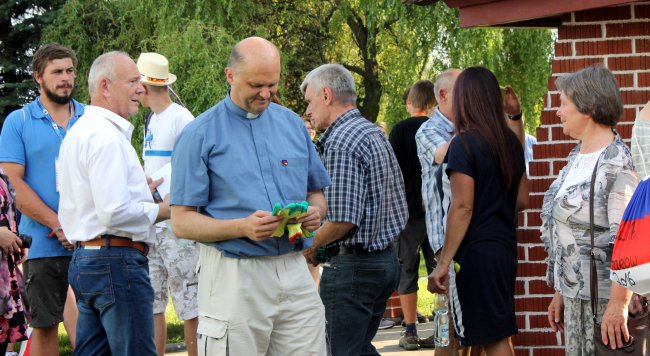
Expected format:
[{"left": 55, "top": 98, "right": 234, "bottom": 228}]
[{"left": 433, "top": 293, "right": 450, "bottom": 347}]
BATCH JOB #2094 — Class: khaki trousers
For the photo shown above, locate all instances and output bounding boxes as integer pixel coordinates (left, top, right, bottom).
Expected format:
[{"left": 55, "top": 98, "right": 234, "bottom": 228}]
[{"left": 196, "top": 245, "right": 327, "bottom": 356}]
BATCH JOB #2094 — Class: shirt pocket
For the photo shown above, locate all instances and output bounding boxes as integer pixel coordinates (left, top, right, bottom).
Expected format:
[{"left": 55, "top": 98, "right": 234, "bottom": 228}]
[{"left": 274, "top": 156, "right": 308, "bottom": 201}]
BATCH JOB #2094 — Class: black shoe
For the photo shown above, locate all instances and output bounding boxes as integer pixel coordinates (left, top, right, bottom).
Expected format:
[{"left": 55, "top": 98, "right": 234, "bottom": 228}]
[
  {"left": 419, "top": 334, "right": 436, "bottom": 348},
  {"left": 417, "top": 312, "right": 429, "bottom": 324},
  {"left": 398, "top": 330, "right": 420, "bottom": 350}
]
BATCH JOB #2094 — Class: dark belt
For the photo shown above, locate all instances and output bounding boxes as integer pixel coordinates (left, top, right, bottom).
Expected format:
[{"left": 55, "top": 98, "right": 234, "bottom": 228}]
[
  {"left": 78, "top": 234, "right": 149, "bottom": 256},
  {"left": 324, "top": 244, "right": 391, "bottom": 259}
]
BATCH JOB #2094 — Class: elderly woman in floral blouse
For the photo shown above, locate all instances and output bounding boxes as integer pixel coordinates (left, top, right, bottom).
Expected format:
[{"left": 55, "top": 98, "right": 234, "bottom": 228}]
[{"left": 541, "top": 65, "right": 637, "bottom": 355}]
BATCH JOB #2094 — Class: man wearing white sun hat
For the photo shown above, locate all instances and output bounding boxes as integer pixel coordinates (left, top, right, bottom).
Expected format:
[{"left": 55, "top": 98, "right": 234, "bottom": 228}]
[{"left": 136, "top": 52, "right": 198, "bottom": 356}]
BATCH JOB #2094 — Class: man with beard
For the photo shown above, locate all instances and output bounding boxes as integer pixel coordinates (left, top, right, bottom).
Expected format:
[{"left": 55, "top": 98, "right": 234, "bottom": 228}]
[{"left": 0, "top": 43, "right": 84, "bottom": 356}]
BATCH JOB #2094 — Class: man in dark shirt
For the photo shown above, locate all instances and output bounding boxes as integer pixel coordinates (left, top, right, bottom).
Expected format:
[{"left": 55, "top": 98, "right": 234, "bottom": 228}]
[
  {"left": 389, "top": 80, "right": 438, "bottom": 350},
  {"left": 301, "top": 63, "right": 407, "bottom": 356}
]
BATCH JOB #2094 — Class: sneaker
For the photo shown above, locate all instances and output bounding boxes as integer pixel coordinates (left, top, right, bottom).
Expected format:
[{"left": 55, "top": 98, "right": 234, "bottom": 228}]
[
  {"left": 378, "top": 318, "right": 395, "bottom": 330},
  {"left": 417, "top": 311, "right": 430, "bottom": 324},
  {"left": 418, "top": 334, "right": 436, "bottom": 348},
  {"left": 399, "top": 330, "right": 420, "bottom": 350}
]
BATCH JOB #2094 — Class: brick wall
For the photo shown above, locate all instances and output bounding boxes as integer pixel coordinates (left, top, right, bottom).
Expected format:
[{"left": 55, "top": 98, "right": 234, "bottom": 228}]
[{"left": 518, "top": 2, "right": 650, "bottom": 355}]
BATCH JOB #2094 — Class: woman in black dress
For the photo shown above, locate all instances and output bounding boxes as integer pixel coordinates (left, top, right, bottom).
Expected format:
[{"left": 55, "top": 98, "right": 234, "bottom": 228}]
[{"left": 429, "top": 67, "right": 529, "bottom": 355}]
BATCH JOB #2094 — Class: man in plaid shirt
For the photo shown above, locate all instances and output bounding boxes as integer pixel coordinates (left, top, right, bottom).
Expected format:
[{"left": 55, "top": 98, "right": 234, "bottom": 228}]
[{"left": 301, "top": 63, "right": 407, "bottom": 356}]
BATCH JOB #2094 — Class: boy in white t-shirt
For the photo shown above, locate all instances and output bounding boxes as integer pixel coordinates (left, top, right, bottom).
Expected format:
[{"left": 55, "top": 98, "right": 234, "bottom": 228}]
[{"left": 137, "top": 52, "right": 198, "bottom": 356}]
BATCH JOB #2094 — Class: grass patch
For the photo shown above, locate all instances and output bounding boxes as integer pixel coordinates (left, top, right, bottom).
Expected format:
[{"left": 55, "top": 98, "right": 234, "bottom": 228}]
[{"left": 416, "top": 250, "right": 436, "bottom": 317}]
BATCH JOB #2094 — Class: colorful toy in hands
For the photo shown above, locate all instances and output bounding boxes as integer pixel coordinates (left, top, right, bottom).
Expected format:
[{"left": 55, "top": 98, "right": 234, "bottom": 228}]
[{"left": 270, "top": 201, "right": 313, "bottom": 243}]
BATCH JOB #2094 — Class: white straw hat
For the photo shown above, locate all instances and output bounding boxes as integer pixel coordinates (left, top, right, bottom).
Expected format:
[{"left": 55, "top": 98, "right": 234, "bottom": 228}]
[{"left": 137, "top": 52, "right": 177, "bottom": 86}]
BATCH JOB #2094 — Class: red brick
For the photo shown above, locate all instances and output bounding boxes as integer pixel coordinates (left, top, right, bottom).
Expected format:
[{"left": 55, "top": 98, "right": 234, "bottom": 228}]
[
  {"left": 529, "top": 161, "right": 549, "bottom": 177},
  {"left": 518, "top": 262, "right": 547, "bottom": 278},
  {"left": 554, "top": 42, "right": 572, "bottom": 57},
  {"left": 606, "top": 22, "right": 650, "bottom": 37},
  {"left": 574, "top": 6, "right": 631, "bottom": 22},
  {"left": 636, "top": 38, "right": 650, "bottom": 53},
  {"left": 513, "top": 330, "right": 558, "bottom": 346},
  {"left": 527, "top": 246, "right": 547, "bottom": 262},
  {"left": 558, "top": 24, "right": 602, "bottom": 40},
  {"left": 535, "top": 126, "right": 549, "bottom": 142},
  {"left": 516, "top": 296, "right": 553, "bottom": 312},
  {"left": 609, "top": 55, "right": 650, "bottom": 71},
  {"left": 529, "top": 195, "right": 544, "bottom": 210},
  {"left": 529, "top": 280, "right": 553, "bottom": 295},
  {"left": 620, "top": 90, "right": 650, "bottom": 105},
  {"left": 532, "top": 347, "right": 566, "bottom": 355},
  {"left": 514, "top": 349, "right": 529, "bottom": 356},
  {"left": 541, "top": 111, "right": 558, "bottom": 126},
  {"left": 547, "top": 76, "right": 557, "bottom": 92},
  {"left": 615, "top": 73, "right": 634, "bottom": 88},
  {"left": 639, "top": 72, "right": 650, "bottom": 88},
  {"left": 527, "top": 212, "right": 542, "bottom": 227},
  {"left": 575, "top": 39, "right": 632, "bottom": 56},
  {"left": 634, "top": 4, "right": 650, "bottom": 19},
  {"left": 530, "top": 178, "right": 554, "bottom": 195},
  {"left": 553, "top": 160, "right": 568, "bottom": 175},
  {"left": 623, "top": 108, "right": 637, "bottom": 122},
  {"left": 517, "top": 229, "right": 542, "bottom": 244},
  {"left": 616, "top": 122, "right": 633, "bottom": 139},
  {"left": 535, "top": 143, "right": 574, "bottom": 159},
  {"left": 516, "top": 314, "right": 526, "bottom": 328},
  {"left": 515, "top": 280, "right": 526, "bottom": 295},
  {"left": 551, "top": 57, "right": 604, "bottom": 73},
  {"left": 550, "top": 127, "right": 571, "bottom": 141},
  {"left": 530, "top": 314, "right": 551, "bottom": 329}
]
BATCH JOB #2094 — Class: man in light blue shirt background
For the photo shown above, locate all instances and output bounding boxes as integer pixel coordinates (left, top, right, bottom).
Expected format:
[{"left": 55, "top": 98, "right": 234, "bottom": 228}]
[
  {"left": 0, "top": 43, "right": 84, "bottom": 356},
  {"left": 171, "top": 37, "right": 330, "bottom": 355}
]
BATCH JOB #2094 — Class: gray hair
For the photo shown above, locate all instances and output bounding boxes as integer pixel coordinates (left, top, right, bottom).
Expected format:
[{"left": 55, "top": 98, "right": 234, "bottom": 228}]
[
  {"left": 300, "top": 64, "right": 356, "bottom": 105},
  {"left": 555, "top": 65, "right": 623, "bottom": 127},
  {"left": 434, "top": 69, "right": 459, "bottom": 103},
  {"left": 88, "top": 51, "right": 130, "bottom": 95}
]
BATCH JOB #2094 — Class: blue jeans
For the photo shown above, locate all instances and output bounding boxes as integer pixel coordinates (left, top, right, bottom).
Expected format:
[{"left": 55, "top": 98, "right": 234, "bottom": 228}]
[
  {"left": 320, "top": 246, "right": 400, "bottom": 356},
  {"left": 68, "top": 246, "right": 156, "bottom": 356}
]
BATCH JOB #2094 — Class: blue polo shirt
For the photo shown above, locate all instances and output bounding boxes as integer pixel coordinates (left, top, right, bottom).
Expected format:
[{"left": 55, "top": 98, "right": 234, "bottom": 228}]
[
  {"left": 171, "top": 94, "right": 330, "bottom": 258},
  {"left": 0, "top": 98, "right": 84, "bottom": 259}
]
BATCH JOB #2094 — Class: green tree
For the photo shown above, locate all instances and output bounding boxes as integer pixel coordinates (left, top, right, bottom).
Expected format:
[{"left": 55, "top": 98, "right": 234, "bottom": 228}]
[{"left": 0, "top": 0, "right": 66, "bottom": 124}]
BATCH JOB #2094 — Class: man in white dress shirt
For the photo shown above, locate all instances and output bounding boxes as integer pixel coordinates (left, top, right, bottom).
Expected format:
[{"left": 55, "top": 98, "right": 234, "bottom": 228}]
[{"left": 58, "top": 51, "right": 170, "bottom": 355}]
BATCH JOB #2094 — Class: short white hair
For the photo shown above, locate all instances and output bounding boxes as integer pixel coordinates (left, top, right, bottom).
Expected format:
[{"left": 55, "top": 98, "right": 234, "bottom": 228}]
[
  {"left": 300, "top": 64, "right": 356, "bottom": 105},
  {"left": 433, "top": 69, "right": 459, "bottom": 103},
  {"left": 88, "top": 51, "right": 130, "bottom": 95}
]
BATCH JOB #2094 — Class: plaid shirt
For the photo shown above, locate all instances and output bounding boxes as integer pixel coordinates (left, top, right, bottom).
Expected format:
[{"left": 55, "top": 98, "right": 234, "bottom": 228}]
[
  {"left": 415, "top": 108, "right": 454, "bottom": 253},
  {"left": 315, "top": 108, "right": 407, "bottom": 251}
]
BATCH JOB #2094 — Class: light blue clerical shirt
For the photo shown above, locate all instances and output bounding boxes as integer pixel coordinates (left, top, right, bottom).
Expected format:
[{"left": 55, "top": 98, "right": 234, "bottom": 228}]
[{"left": 171, "top": 94, "right": 330, "bottom": 258}]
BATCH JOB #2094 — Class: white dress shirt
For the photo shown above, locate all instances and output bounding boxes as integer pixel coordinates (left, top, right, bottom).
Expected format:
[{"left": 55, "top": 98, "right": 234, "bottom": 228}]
[{"left": 58, "top": 105, "right": 159, "bottom": 244}]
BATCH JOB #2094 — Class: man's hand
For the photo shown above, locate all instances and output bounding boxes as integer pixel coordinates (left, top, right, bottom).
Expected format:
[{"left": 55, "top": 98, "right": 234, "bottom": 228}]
[
  {"left": 428, "top": 264, "right": 449, "bottom": 294},
  {"left": 147, "top": 177, "right": 164, "bottom": 202},
  {"left": 54, "top": 228, "right": 74, "bottom": 251},
  {"left": 241, "top": 211, "right": 283, "bottom": 241},
  {"left": 155, "top": 194, "right": 171, "bottom": 223},
  {"left": 302, "top": 246, "right": 318, "bottom": 266},
  {"left": 434, "top": 142, "right": 450, "bottom": 165},
  {"left": 601, "top": 298, "right": 630, "bottom": 349},
  {"left": 547, "top": 292, "right": 565, "bottom": 333},
  {"left": 289, "top": 205, "right": 322, "bottom": 231},
  {"left": 503, "top": 85, "right": 521, "bottom": 117}
]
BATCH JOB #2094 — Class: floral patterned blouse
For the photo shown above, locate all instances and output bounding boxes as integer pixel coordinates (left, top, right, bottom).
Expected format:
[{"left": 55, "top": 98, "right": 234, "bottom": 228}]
[
  {"left": 0, "top": 168, "right": 29, "bottom": 345},
  {"left": 541, "top": 132, "right": 638, "bottom": 300}
]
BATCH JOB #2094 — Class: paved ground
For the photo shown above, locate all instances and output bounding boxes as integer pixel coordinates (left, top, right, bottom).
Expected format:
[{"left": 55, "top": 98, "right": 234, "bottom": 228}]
[{"left": 166, "top": 322, "right": 436, "bottom": 355}]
